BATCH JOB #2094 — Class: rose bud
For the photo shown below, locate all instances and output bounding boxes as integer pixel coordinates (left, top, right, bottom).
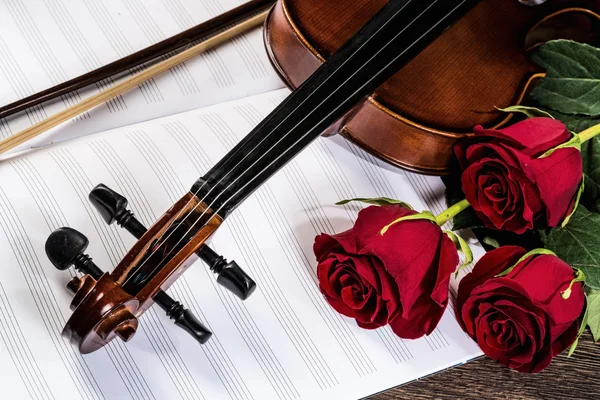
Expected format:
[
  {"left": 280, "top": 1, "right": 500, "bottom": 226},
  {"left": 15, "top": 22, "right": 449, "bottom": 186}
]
[
  {"left": 314, "top": 204, "right": 459, "bottom": 339},
  {"left": 456, "top": 246, "right": 584, "bottom": 373},
  {"left": 454, "top": 118, "right": 583, "bottom": 234}
]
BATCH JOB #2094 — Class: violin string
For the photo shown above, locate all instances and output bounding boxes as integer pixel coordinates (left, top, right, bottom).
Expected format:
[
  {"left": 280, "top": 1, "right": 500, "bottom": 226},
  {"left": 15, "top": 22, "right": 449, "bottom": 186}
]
[
  {"left": 120, "top": 0, "right": 419, "bottom": 287},
  {"left": 123, "top": 0, "right": 462, "bottom": 287},
  {"left": 124, "top": 0, "right": 469, "bottom": 287},
  {"left": 167, "top": 0, "right": 469, "bottom": 269}
]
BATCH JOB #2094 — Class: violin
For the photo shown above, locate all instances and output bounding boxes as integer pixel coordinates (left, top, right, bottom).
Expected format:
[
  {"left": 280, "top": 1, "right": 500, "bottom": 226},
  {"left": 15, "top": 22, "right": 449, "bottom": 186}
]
[
  {"left": 40, "top": 0, "right": 600, "bottom": 353},
  {"left": 265, "top": 0, "right": 600, "bottom": 174}
]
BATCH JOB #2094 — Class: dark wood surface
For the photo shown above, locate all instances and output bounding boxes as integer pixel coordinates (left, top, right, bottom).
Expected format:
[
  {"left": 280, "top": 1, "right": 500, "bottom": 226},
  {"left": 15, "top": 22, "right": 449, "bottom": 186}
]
[{"left": 372, "top": 332, "right": 599, "bottom": 400}]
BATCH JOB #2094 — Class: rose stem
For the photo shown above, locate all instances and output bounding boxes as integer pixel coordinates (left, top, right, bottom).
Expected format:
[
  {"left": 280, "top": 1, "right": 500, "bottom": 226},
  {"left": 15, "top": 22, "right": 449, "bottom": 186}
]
[
  {"left": 577, "top": 123, "right": 600, "bottom": 143},
  {"left": 435, "top": 199, "right": 471, "bottom": 226}
]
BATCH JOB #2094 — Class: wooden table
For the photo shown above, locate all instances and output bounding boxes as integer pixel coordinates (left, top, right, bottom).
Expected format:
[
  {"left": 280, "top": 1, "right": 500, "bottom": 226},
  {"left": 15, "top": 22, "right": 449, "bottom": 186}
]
[{"left": 372, "top": 332, "right": 599, "bottom": 400}]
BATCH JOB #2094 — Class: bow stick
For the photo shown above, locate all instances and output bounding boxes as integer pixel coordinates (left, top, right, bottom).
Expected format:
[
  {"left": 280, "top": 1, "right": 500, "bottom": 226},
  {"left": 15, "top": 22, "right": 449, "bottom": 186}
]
[
  {"left": 0, "top": 6, "right": 270, "bottom": 155},
  {"left": 0, "top": 0, "right": 275, "bottom": 120}
]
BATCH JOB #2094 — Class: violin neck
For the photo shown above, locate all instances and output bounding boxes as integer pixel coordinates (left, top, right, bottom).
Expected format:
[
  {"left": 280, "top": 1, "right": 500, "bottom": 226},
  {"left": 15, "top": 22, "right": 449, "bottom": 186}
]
[{"left": 193, "top": 0, "right": 479, "bottom": 218}]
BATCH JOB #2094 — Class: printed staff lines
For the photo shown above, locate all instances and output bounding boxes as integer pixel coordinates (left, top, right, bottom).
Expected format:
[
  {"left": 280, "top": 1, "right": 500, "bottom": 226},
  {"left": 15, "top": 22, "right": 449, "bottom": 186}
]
[
  {"left": 41, "top": 0, "right": 126, "bottom": 112},
  {"left": 196, "top": 108, "right": 369, "bottom": 378},
  {"left": 168, "top": 118, "right": 336, "bottom": 391},
  {"left": 0, "top": 36, "right": 47, "bottom": 124},
  {"left": 128, "top": 127, "right": 280, "bottom": 400},
  {"left": 154, "top": 120, "right": 297, "bottom": 398},
  {"left": 4, "top": 0, "right": 89, "bottom": 120},
  {"left": 119, "top": 131, "right": 255, "bottom": 400},
  {"left": 0, "top": 281, "right": 55, "bottom": 400},
  {"left": 6, "top": 0, "right": 68, "bottom": 83},
  {"left": 82, "top": 0, "right": 162, "bottom": 104},
  {"left": 0, "top": 119, "right": 12, "bottom": 139},
  {"left": 0, "top": 187, "right": 103, "bottom": 400},
  {"left": 343, "top": 142, "right": 452, "bottom": 351},
  {"left": 196, "top": 0, "right": 268, "bottom": 80},
  {"left": 122, "top": 0, "right": 164, "bottom": 44},
  {"left": 51, "top": 147, "right": 206, "bottom": 400},
  {"left": 231, "top": 103, "right": 379, "bottom": 375},
  {"left": 10, "top": 159, "right": 69, "bottom": 237},
  {"left": 121, "top": 0, "right": 200, "bottom": 97},
  {"left": 11, "top": 157, "right": 160, "bottom": 400},
  {"left": 308, "top": 139, "right": 414, "bottom": 364},
  {"left": 160, "top": 0, "right": 233, "bottom": 88},
  {"left": 45, "top": 151, "right": 158, "bottom": 400}
]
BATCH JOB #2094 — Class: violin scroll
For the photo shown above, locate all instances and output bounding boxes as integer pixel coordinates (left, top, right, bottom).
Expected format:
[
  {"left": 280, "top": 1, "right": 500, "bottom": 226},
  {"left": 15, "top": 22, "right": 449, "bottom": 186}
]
[{"left": 46, "top": 183, "right": 256, "bottom": 353}]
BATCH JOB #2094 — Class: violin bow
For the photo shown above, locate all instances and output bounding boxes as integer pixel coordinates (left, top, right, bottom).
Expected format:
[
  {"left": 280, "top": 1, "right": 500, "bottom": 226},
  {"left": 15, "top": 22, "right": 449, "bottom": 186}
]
[{"left": 0, "top": 0, "right": 275, "bottom": 154}]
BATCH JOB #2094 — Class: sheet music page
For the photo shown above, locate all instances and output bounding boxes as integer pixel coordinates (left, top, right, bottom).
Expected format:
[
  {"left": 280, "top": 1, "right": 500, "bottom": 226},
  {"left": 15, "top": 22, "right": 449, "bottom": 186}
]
[
  {"left": 0, "top": 89, "right": 482, "bottom": 400},
  {"left": 0, "top": 0, "right": 285, "bottom": 152}
]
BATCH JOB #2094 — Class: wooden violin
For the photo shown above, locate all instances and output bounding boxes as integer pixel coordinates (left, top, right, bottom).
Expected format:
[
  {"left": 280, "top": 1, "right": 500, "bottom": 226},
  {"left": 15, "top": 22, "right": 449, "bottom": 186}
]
[
  {"left": 265, "top": 0, "right": 600, "bottom": 174},
  {"left": 40, "top": 0, "right": 600, "bottom": 353}
]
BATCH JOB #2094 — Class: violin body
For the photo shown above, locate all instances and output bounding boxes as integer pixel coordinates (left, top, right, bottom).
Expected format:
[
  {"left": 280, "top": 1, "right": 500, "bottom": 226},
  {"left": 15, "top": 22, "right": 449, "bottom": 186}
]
[{"left": 265, "top": 0, "right": 600, "bottom": 174}]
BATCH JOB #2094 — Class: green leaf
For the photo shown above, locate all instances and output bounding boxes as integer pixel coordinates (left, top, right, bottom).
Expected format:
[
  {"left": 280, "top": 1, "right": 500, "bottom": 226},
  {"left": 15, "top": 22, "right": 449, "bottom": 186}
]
[
  {"left": 444, "top": 230, "right": 474, "bottom": 277},
  {"left": 336, "top": 197, "right": 414, "bottom": 208},
  {"left": 541, "top": 206, "right": 600, "bottom": 289},
  {"left": 522, "top": 102, "right": 600, "bottom": 132},
  {"left": 380, "top": 210, "right": 437, "bottom": 235},
  {"left": 554, "top": 111, "right": 600, "bottom": 133},
  {"left": 531, "top": 40, "right": 600, "bottom": 116},
  {"left": 496, "top": 248, "right": 557, "bottom": 277},
  {"left": 587, "top": 288, "right": 600, "bottom": 342},
  {"left": 568, "top": 300, "right": 588, "bottom": 357},
  {"left": 497, "top": 105, "right": 556, "bottom": 119}
]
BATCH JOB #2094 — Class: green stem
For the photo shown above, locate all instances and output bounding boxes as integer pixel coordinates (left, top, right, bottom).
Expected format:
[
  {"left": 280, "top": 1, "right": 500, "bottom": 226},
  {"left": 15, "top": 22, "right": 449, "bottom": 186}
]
[
  {"left": 435, "top": 199, "right": 471, "bottom": 226},
  {"left": 577, "top": 123, "right": 600, "bottom": 144}
]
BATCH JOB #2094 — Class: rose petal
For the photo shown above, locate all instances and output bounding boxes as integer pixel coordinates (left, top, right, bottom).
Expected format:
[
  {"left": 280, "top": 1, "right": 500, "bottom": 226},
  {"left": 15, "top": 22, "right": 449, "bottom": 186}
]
[
  {"left": 508, "top": 255, "right": 585, "bottom": 324},
  {"left": 517, "top": 148, "right": 583, "bottom": 227},
  {"left": 352, "top": 205, "right": 416, "bottom": 249},
  {"left": 389, "top": 296, "right": 446, "bottom": 339},
  {"left": 457, "top": 246, "right": 527, "bottom": 330},
  {"left": 472, "top": 118, "right": 570, "bottom": 156}
]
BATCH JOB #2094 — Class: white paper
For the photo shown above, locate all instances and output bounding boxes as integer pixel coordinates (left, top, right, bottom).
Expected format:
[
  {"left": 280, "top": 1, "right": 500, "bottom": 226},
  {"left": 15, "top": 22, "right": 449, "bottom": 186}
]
[
  {"left": 0, "top": 0, "right": 285, "bottom": 153},
  {"left": 0, "top": 89, "right": 482, "bottom": 400}
]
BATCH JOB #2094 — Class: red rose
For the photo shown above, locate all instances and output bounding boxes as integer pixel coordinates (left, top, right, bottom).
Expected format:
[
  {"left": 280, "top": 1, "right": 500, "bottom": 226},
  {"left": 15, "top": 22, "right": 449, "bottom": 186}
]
[
  {"left": 457, "top": 246, "right": 584, "bottom": 373},
  {"left": 314, "top": 205, "right": 459, "bottom": 338},
  {"left": 454, "top": 118, "right": 583, "bottom": 233}
]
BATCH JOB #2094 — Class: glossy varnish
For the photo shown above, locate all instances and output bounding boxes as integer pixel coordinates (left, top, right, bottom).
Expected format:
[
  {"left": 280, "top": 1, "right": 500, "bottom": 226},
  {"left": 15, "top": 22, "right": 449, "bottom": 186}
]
[{"left": 266, "top": 0, "right": 600, "bottom": 174}]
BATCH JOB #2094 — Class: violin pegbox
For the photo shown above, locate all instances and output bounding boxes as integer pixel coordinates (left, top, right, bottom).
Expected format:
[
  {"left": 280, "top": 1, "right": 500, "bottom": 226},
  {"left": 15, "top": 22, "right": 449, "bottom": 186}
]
[{"left": 45, "top": 183, "right": 256, "bottom": 354}]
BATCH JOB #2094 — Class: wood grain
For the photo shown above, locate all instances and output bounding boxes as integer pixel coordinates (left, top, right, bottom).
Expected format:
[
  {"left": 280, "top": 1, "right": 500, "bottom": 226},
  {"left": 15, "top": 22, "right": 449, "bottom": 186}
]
[{"left": 372, "top": 332, "right": 600, "bottom": 400}]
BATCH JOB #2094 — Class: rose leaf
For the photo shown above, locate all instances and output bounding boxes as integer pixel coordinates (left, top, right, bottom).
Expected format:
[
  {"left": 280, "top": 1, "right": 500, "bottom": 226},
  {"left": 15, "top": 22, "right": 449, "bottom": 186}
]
[
  {"left": 541, "top": 205, "right": 600, "bottom": 289},
  {"left": 531, "top": 40, "right": 600, "bottom": 116},
  {"left": 525, "top": 102, "right": 600, "bottom": 132},
  {"left": 586, "top": 288, "right": 600, "bottom": 342}
]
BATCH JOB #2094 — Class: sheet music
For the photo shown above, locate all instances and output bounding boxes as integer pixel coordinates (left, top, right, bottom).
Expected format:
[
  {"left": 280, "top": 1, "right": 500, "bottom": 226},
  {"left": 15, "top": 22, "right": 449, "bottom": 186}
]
[
  {"left": 0, "top": 89, "right": 482, "bottom": 400},
  {"left": 0, "top": 0, "right": 285, "bottom": 152}
]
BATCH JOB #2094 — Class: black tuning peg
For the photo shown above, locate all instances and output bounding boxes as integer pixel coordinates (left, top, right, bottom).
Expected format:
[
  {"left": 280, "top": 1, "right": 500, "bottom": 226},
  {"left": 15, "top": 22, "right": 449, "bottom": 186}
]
[
  {"left": 89, "top": 184, "right": 256, "bottom": 300},
  {"left": 89, "top": 184, "right": 146, "bottom": 239},
  {"left": 199, "top": 246, "right": 256, "bottom": 301},
  {"left": 45, "top": 227, "right": 104, "bottom": 278},
  {"left": 45, "top": 227, "right": 212, "bottom": 345}
]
